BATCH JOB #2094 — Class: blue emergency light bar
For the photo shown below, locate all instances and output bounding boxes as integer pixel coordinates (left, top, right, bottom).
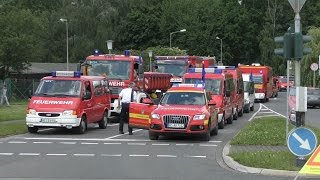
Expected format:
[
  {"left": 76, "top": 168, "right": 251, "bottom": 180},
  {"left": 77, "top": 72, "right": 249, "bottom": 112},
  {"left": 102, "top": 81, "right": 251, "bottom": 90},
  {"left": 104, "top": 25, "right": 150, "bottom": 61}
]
[
  {"left": 124, "top": 50, "right": 131, "bottom": 56},
  {"left": 188, "top": 68, "right": 222, "bottom": 74},
  {"left": 51, "top": 71, "right": 81, "bottom": 78},
  {"left": 172, "top": 83, "right": 204, "bottom": 88},
  {"left": 211, "top": 66, "right": 236, "bottom": 70},
  {"left": 155, "top": 56, "right": 189, "bottom": 60},
  {"left": 93, "top": 49, "right": 102, "bottom": 56}
]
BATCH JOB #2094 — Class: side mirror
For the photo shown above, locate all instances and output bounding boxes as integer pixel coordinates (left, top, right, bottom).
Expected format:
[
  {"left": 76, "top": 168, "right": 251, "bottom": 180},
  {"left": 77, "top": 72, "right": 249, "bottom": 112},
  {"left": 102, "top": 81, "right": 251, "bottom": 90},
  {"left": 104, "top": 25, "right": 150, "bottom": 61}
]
[
  {"left": 225, "top": 90, "right": 231, "bottom": 97},
  {"left": 142, "top": 98, "right": 153, "bottom": 104},
  {"left": 208, "top": 99, "right": 216, "bottom": 106}
]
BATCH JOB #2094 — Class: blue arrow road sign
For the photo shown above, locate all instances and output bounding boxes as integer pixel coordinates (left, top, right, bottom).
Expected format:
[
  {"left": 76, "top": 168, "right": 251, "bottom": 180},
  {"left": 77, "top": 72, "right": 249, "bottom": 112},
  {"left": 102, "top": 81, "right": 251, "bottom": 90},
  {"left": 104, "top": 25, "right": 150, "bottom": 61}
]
[{"left": 287, "top": 127, "right": 318, "bottom": 157}]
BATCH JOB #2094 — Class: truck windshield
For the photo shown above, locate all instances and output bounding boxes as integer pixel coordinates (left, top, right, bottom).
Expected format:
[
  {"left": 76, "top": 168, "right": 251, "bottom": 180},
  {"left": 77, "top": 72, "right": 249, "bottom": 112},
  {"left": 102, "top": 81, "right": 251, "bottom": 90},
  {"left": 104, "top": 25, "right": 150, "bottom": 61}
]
[
  {"left": 252, "top": 75, "right": 263, "bottom": 84},
  {"left": 85, "top": 60, "right": 131, "bottom": 80},
  {"left": 160, "top": 92, "right": 206, "bottom": 105},
  {"left": 35, "top": 80, "right": 81, "bottom": 97},
  {"left": 184, "top": 78, "right": 221, "bottom": 95},
  {"left": 156, "top": 64, "right": 186, "bottom": 77}
]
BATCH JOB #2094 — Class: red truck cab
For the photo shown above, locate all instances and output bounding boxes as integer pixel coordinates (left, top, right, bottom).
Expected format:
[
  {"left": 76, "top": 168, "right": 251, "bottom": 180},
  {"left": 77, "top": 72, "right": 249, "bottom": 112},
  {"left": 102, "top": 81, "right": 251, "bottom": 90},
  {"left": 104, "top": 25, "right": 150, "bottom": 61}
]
[
  {"left": 26, "top": 71, "right": 111, "bottom": 134},
  {"left": 129, "top": 84, "right": 218, "bottom": 141},
  {"left": 183, "top": 68, "right": 235, "bottom": 129}
]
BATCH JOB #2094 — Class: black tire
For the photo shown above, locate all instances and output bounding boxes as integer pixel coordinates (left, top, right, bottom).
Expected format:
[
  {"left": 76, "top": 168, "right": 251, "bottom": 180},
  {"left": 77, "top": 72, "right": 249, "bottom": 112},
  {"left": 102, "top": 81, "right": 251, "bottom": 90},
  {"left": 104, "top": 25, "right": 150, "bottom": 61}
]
[
  {"left": 250, "top": 104, "right": 254, "bottom": 111},
  {"left": 233, "top": 108, "right": 238, "bottom": 120},
  {"left": 227, "top": 113, "right": 233, "bottom": 124},
  {"left": 275, "top": 92, "right": 278, "bottom": 97},
  {"left": 244, "top": 106, "right": 250, "bottom": 113},
  {"left": 203, "top": 125, "right": 211, "bottom": 141},
  {"left": 98, "top": 111, "right": 108, "bottom": 129},
  {"left": 149, "top": 131, "right": 159, "bottom": 140},
  {"left": 28, "top": 127, "right": 38, "bottom": 133},
  {"left": 266, "top": 97, "right": 269, "bottom": 102},
  {"left": 210, "top": 120, "right": 218, "bottom": 136},
  {"left": 218, "top": 115, "right": 225, "bottom": 129},
  {"left": 75, "top": 116, "right": 87, "bottom": 134},
  {"left": 238, "top": 107, "right": 243, "bottom": 117}
]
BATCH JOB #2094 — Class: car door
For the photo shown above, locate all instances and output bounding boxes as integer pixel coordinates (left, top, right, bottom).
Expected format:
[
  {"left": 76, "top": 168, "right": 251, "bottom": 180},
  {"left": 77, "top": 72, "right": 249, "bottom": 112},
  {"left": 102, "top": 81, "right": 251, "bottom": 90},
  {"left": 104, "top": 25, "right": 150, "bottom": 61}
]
[
  {"left": 129, "top": 94, "right": 157, "bottom": 129},
  {"left": 81, "top": 81, "right": 95, "bottom": 122}
]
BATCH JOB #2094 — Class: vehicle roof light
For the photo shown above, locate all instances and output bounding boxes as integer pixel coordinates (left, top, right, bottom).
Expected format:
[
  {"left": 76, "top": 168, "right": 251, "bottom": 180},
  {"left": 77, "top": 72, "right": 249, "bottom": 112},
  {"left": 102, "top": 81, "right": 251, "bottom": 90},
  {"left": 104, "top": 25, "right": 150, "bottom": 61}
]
[
  {"left": 172, "top": 83, "right": 204, "bottom": 88},
  {"left": 124, "top": 50, "right": 131, "bottom": 56},
  {"left": 52, "top": 71, "right": 81, "bottom": 77},
  {"left": 155, "top": 56, "right": 189, "bottom": 60},
  {"left": 93, "top": 49, "right": 102, "bottom": 56},
  {"left": 212, "top": 66, "right": 236, "bottom": 70},
  {"left": 188, "top": 68, "right": 222, "bottom": 74}
]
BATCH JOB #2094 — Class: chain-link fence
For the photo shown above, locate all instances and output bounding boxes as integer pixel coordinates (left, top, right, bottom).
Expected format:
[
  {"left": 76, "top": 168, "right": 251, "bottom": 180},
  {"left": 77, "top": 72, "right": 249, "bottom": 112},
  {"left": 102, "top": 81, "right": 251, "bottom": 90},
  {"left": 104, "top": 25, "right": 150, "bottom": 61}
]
[{"left": 0, "top": 78, "right": 40, "bottom": 105}]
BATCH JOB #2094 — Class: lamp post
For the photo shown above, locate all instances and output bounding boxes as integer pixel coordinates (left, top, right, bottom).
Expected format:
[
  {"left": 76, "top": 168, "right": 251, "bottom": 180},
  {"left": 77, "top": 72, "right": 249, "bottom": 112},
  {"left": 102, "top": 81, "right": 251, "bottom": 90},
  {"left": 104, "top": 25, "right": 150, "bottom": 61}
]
[
  {"left": 169, "top": 29, "right": 186, "bottom": 48},
  {"left": 148, "top": 51, "right": 153, "bottom": 72},
  {"left": 60, "top": 18, "right": 69, "bottom": 71},
  {"left": 106, "top": 40, "right": 113, "bottom": 54},
  {"left": 216, "top": 36, "right": 223, "bottom": 65}
]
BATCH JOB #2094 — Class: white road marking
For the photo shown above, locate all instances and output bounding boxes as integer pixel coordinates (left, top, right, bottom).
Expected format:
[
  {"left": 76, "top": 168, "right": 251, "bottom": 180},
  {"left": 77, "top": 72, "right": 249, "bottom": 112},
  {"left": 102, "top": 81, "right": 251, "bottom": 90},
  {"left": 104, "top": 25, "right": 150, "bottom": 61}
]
[
  {"left": 101, "top": 154, "right": 122, "bottom": 157},
  {"left": 107, "top": 123, "right": 119, "bottom": 127},
  {"left": 209, "top": 141, "right": 222, "bottom": 143},
  {"left": 259, "top": 111, "right": 275, "bottom": 114},
  {"left": 8, "top": 141, "right": 27, "bottom": 144},
  {"left": 60, "top": 142, "right": 77, "bottom": 144},
  {"left": 176, "top": 144, "right": 194, "bottom": 146},
  {"left": 157, "top": 155, "right": 177, "bottom": 158},
  {"left": 19, "top": 153, "right": 40, "bottom": 156},
  {"left": 152, "top": 143, "right": 170, "bottom": 146},
  {"left": 21, "top": 137, "right": 151, "bottom": 142},
  {"left": 184, "top": 155, "right": 206, "bottom": 158},
  {"left": 33, "top": 142, "right": 53, "bottom": 144},
  {"left": 260, "top": 109, "right": 269, "bottom": 111},
  {"left": 105, "top": 129, "right": 143, "bottom": 139},
  {"left": 260, "top": 104, "right": 286, "bottom": 118},
  {"left": 255, "top": 114, "right": 281, "bottom": 118},
  {"left": 248, "top": 103, "right": 262, "bottom": 121},
  {"left": 81, "top": 142, "right": 99, "bottom": 145},
  {"left": 46, "top": 154, "right": 67, "bottom": 156},
  {"left": 73, "top": 154, "right": 95, "bottom": 157},
  {"left": 199, "top": 144, "right": 218, "bottom": 147},
  {"left": 129, "top": 154, "right": 149, "bottom": 157},
  {"left": 0, "top": 153, "right": 14, "bottom": 156},
  {"left": 128, "top": 142, "right": 146, "bottom": 146},
  {"left": 103, "top": 142, "right": 122, "bottom": 145}
]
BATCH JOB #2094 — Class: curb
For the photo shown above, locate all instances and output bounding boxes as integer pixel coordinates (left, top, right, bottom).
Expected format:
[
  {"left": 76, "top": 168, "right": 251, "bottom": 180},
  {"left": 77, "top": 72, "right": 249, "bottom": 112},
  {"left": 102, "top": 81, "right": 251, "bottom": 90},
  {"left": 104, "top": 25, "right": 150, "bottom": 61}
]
[{"left": 222, "top": 142, "right": 298, "bottom": 177}]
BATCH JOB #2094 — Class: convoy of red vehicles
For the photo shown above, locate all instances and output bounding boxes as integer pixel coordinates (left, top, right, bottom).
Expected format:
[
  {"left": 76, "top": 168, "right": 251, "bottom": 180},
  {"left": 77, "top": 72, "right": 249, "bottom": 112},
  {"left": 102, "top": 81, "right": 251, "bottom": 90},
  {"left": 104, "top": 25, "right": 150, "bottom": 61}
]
[{"left": 26, "top": 49, "right": 278, "bottom": 139}]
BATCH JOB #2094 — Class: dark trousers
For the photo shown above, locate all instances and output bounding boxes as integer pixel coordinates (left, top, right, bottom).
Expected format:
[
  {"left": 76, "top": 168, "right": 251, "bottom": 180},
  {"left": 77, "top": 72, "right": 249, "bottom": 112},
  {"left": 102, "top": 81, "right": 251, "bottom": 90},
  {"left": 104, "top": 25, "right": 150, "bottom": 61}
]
[{"left": 119, "top": 103, "right": 133, "bottom": 133}]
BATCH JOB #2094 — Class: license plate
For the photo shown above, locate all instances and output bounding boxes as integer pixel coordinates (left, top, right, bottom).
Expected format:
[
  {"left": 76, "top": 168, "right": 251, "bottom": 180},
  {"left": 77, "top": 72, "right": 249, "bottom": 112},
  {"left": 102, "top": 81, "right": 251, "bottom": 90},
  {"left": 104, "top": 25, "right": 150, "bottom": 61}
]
[
  {"left": 167, "top": 123, "right": 185, "bottom": 128},
  {"left": 41, "top": 118, "right": 57, "bottom": 123}
]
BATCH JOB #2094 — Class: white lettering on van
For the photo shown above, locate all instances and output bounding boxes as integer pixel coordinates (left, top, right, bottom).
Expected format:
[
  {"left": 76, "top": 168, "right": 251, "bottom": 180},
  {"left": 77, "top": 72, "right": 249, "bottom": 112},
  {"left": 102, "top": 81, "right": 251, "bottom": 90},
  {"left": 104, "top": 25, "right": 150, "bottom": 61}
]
[
  {"left": 32, "top": 100, "right": 73, "bottom": 105},
  {"left": 109, "top": 81, "right": 125, "bottom": 86}
]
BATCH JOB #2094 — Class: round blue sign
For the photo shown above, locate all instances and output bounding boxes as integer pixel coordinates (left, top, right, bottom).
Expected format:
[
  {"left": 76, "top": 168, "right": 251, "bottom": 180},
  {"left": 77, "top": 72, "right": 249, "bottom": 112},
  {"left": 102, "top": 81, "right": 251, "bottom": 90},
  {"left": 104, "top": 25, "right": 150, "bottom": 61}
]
[{"left": 287, "top": 127, "right": 318, "bottom": 157}]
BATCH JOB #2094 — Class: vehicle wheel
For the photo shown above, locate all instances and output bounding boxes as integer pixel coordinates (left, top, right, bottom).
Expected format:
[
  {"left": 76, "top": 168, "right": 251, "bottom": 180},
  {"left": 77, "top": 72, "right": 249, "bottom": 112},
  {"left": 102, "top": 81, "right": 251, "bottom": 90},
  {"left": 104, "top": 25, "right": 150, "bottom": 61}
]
[
  {"left": 250, "top": 104, "right": 254, "bottom": 111},
  {"left": 233, "top": 108, "right": 238, "bottom": 120},
  {"left": 275, "top": 92, "right": 278, "bottom": 97},
  {"left": 28, "top": 127, "right": 38, "bottom": 133},
  {"left": 149, "top": 131, "right": 159, "bottom": 140},
  {"left": 244, "top": 106, "right": 250, "bottom": 113},
  {"left": 210, "top": 120, "right": 218, "bottom": 136},
  {"left": 238, "top": 107, "right": 243, "bottom": 117},
  {"left": 227, "top": 114, "right": 233, "bottom": 124},
  {"left": 218, "top": 115, "right": 225, "bottom": 129},
  {"left": 98, "top": 111, "right": 108, "bottom": 129},
  {"left": 75, "top": 116, "right": 87, "bottom": 134},
  {"left": 203, "top": 126, "right": 211, "bottom": 141},
  {"left": 266, "top": 98, "right": 269, "bottom": 102}
]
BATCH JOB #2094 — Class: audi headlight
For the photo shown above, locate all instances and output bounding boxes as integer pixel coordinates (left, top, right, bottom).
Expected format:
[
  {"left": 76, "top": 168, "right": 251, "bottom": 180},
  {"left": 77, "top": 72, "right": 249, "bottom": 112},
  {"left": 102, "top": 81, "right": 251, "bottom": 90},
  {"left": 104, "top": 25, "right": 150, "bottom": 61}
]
[
  {"left": 62, "top": 110, "right": 75, "bottom": 116},
  {"left": 193, "top": 114, "right": 206, "bottom": 120},
  {"left": 28, "top": 109, "right": 36, "bottom": 115},
  {"left": 151, "top": 113, "right": 160, "bottom": 119}
]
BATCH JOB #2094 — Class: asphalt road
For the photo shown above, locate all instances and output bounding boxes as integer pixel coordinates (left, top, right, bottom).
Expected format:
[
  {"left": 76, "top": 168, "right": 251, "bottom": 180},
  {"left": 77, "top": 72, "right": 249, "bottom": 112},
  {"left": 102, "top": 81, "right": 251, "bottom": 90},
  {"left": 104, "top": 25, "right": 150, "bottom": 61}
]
[{"left": 0, "top": 100, "right": 296, "bottom": 180}]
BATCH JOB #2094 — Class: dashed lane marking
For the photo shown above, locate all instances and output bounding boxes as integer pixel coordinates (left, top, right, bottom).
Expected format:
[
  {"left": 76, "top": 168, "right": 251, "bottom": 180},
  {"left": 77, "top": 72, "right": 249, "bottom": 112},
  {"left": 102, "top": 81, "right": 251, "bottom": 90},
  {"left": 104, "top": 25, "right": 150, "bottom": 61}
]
[
  {"left": 128, "top": 142, "right": 146, "bottom": 146},
  {"left": 129, "top": 154, "right": 149, "bottom": 157},
  {"left": 105, "top": 129, "right": 143, "bottom": 139},
  {"left": 101, "top": 154, "right": 122, "bottom": 157},
  {"left": 33, "top": 142, "right": 53, "bottom": 144},
  {"left": 81, "top": 142, "right": 99, "bottom": 145},
  {"left": 176, "top": 144, "right": 194, "bottom": 146},
  {"left": 19, "top": 153, "right": 40, "bottom": 156},
  {"left": 46, "top": 154, "right": 67, "bottom": 156},
  {"left": 0, "top": 153, "right": 13, "bottom": 156},
  {"left": 103, "top": 142, "right": 122, "bottom": 145},
  {"left": 184, "top": 155, "right": 206, "bottom": 158},
  {"left": 157, "top": 155, "right": 177, "bottom": 158},
  {"left": 199, "top": 144, "right": 218, "bottom": 147},
  {"left": 151, "top": 143, "right": 170, "bottom": 146},
  {"left": 59, "top": 142, "right": 77, "bottom": 145},
  {"left": 73, "top": 154, "right": 95, "bottom": 157},
  {"left": 209, "top": 141, "right": 222, "bottom": 143},
  {"left": 8, "top": 141, "right": 27, "bottom": 144}
]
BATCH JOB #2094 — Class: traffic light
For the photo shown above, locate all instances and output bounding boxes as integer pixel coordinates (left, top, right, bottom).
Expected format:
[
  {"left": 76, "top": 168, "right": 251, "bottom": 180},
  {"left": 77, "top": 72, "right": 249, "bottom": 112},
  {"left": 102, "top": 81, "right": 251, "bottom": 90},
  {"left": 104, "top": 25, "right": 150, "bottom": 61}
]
[
  {"left": 294, "top": 32, "right": 312, "bottom": 59},
  {"left": 274, "top": 32, "right": 294, "bottom": 59}
]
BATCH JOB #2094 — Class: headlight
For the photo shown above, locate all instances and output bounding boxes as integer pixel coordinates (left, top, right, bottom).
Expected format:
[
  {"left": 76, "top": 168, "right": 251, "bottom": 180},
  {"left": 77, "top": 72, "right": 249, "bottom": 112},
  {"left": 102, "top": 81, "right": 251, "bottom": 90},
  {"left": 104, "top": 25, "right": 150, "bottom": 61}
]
[
  {"left": 193, "top": 114, "right": 206, "bottom": 120},
  {"left": 28, "top": 109, "right": 36, "bottom": 115},
  {"left": 151, "top": 113, "right": 160, "bottom": 119},
  {"left": 245, "top": 98, "right": 250, "bottom": 104},
  {"left": 62, "top": 110, "right": 75, "bottom": 116}
]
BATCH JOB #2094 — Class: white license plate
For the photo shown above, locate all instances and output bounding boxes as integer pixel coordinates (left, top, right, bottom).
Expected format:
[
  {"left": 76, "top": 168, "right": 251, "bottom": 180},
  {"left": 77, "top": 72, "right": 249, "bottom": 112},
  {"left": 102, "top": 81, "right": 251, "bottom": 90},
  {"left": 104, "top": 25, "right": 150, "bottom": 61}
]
[
  {"left": 167, "top": 123, "right": 185, "bottom": 128},
  {"left": 41, "top": 118, "right": 57, "bottom": 123}
]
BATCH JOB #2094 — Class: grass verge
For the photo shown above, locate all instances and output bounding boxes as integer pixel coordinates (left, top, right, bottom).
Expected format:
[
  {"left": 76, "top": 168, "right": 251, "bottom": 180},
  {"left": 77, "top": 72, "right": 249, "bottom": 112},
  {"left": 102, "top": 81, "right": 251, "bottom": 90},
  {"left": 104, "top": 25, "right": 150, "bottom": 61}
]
[
  {"left": 0, "top": 121, "right": 27, "bottom": 138},
  {"left": 0, "top": 101, "right": 28, "bottom": 122},
  {"left": 229, "top": 116, "right": 320, "bottom": 171}
]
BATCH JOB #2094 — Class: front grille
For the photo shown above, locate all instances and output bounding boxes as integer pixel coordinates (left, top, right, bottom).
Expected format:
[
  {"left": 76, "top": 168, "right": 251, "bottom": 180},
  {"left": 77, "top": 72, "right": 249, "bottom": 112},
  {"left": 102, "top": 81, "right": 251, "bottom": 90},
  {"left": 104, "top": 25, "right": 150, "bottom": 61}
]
[
  {"left": 38, "top": 113, "right": 60, "bottom": 117},
  {"left": 163, "top": 115, "right": 189, "bottom": 129}
]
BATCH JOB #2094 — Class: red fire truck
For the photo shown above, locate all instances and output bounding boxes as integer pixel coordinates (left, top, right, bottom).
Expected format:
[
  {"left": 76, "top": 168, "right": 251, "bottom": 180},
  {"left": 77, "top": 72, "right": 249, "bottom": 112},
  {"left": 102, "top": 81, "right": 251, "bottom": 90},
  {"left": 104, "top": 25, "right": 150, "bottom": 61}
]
[
  {"left": 212, "top": 66, "right": 244, "bottom": 120},
  {"left": 129, "top": 83, "right": 219, "bottom": 141},
  {"left": 154, "top": 56, "right": 216, "bottom": 84},
  {"left": 238, "top": 63, "right": 273, "bottom": 103},
  {"left": 80, "top": 50, "right": 172, "bottom": 118},
  {"left": 183, "top": 68, "right": 236, "bottom": 129}
]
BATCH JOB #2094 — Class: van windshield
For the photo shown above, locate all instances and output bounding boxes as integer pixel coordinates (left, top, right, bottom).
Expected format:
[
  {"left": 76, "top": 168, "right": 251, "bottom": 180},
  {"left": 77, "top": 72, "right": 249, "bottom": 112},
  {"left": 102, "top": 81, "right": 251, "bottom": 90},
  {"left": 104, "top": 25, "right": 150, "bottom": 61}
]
[
  {"left": 35, "top": 80, "right": 81, "bottom": 97},
  {"left": 184, "top": 78, "right": 222, "bottom": 95}
]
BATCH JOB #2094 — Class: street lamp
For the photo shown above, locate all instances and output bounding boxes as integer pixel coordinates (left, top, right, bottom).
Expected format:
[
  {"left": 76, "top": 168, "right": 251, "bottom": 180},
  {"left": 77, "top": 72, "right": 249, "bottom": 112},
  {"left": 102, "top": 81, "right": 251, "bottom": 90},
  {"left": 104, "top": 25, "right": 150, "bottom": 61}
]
[
  {"left": 169, "top": 29, "right": 186, "bottom": 48},
  {"left": 106, "top": 40, "right": 113, "bottom": 54},
  {"left": 148, "top": 51, "right": 153, "bottom": 71},
  {"left": 216, "top": 36, "right": 223, "bottom": 65},
  {"left": 60, "top": 18, "right": 69, "bottom": 71}
]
